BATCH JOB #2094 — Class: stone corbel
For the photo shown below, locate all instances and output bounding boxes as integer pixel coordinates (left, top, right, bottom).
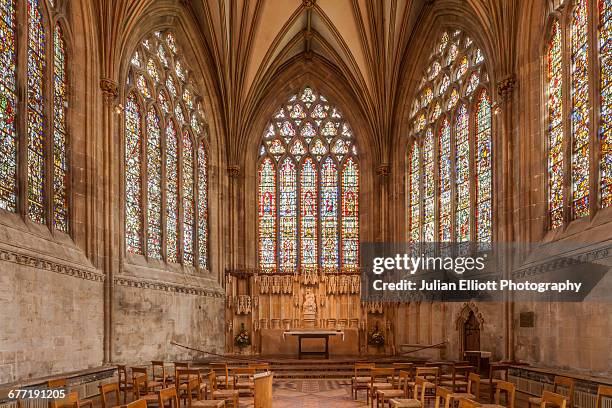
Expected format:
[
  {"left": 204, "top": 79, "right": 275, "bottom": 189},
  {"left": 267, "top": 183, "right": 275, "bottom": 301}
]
[
  {"left": 227, "top": 165, "right": 240, "bottom": 178},
  {"left": 497, "top": 74, "right": 516, "bottom": 103},
  {"left": 376, "top": 164, "right": 390, "bottom": 177},
  {"left": 100, "top": 78, "right": 118, "bottom": 105}
]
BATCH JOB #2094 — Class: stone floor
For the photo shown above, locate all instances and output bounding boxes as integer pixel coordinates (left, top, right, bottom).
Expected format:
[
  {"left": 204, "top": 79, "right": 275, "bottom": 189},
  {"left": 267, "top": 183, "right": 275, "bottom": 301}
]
[{"left": 237, "top": 379, "right": 367, "bottom": 407}]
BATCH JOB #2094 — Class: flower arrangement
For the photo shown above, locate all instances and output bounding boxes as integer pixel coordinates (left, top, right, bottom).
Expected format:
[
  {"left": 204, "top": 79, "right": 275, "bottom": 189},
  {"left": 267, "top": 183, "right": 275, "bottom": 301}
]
[
  {"left": 368, "top": 325, "right": 385, "bottom": 346},
  {"left": 234, "top": 323, "right": 251, "bottom": 348}
]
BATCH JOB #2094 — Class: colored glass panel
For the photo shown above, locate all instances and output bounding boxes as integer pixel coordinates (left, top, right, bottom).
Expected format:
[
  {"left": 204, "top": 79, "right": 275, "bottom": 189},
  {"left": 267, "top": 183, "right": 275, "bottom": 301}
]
[
  {"left": 409, "top": 143, "right": 421, "bottom": 242},
  {"left": 182, "top": 133, "right": 194, "bottom": 264},
  {"left": 53, "top": 25, "right": 68, "bottom": 232},
  {"left": 600, "top": 0, "right": 612, "bottom": 207},
  {"left": 146, "top": 108, "right": 162, "bottom": 259},
  {"left": 321, "top": 157, "right": 339, "bottom": 271},
  {"left": 439, "top": 118, "right": 451, "bottom": 242},
  {"left": 27, "top": 0, "right": 45, "bottom": 223},
  {"left": 0, "top": 0, "right": 17, "bottom": 211},
  {"left": 165, "top": 121, "right": 179, "bottom": 262},
  {"left": 476, "top": 91, "right": 492, "bottom": 243},
  {"left": 455, "top": 104, "right": 470, "bottom": 242},
  {"left": 341, "top": 158, "right": 359, "bottom": 270},
  {"left": 198, "top": 143, "right": 208, "bottom": 269},
  {"left": 125, "top": 94, "right": 142, "bottom": 253},
  {"left": 548, "top": 19, "right": 565, "bottom": 228},
  {"left": 570, "top": 0, "right": 591, "bottom": 219},
  {"left": 300, "top": 157, "right": 318, "bottom": 271},
  {"left": 258, "top": 157, "right": 276, "bottom": 271},
  {"left": 422, "top": 128, "right": 435, "bottom": 242},
  {"left": 279, "top": 157, "right": 297, "bottom": 273}
]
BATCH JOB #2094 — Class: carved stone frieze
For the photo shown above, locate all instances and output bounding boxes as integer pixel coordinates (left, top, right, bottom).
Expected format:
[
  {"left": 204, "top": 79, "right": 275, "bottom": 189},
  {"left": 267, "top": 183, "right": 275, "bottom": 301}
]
[{"left": 114, "top": 275, "right": 224, "bottom": 298}]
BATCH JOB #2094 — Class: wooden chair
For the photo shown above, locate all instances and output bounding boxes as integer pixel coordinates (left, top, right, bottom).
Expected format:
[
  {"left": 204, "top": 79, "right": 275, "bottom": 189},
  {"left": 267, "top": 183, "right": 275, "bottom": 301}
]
[
  {"left": 491, "top": 380, "right": 516, "bottom": 408},
  {"left": 408, "top": 367, "right": 439, "bottom": 397},
  {"left": 118, "top": 365, "right": 134, "bottom": 403},
  {"left": 528, "top": 376, "right": 574, "bottom": 408},
  {"left": 176, "top": 369, "right": 207, "bottom": 402},
  {"left": 375, "top": 371, "right": 412, "bottom": 408},
  {"left": 390, "top": 364, "right": 414, "bottom": 387},
  {"left": 367, "top": 368, "right": 395, "bottom": 407},
  {"left": 125, "top": 400, "right": 148, "bottom": 408},
  {"left": 158, "top": 387, "right": 180, "bottom": 408},
  {"left": 539, "top": 391, "right": 568, "bottom": 408},
  {"left": 448, "top": 372, "right": 481, "bottom": 405},
  {"left": 458, "top": 398, "right": 480, "bottom": 408},
  {"left": 210, "top": 363, "right": 230, "bottom": 390},
  {"left": 481, "top": 364, "right": 508, "bottom": 403},
  {"left": 184, "top": 378, "right": 223, "bottom": 408},
  {"left": 174, "top": 362, "right": 190, "bottom": 384},
  {"left": 440, "top": 366, "right": 475, "bottom": 392},
  {"left": 152, "top": 361, "right": 169, "bottom": 387},
  {"left": 389, "top": 377, "right": 434, "bottom": 408},
  {"left": 47, "top": 379, "right": 67, "bottom": 389},
  {"left": 208, "top": 370, "right": 239, "bottom": 408},
  {"left": 352, "top": 362, "right": 375, "bottom": 399},
  {"left": 99, "top": 383, "right": 121, "bottom": 408},
  {"left": 232, "top": 367, "right": 256, "bottom": 395},
  {"left": 132, "top": 372, "right": 159, "bottom": 406},
  {"left": 435, "top": 386, "right": 453, "bottom": 408},
  {"left": 50, "top": 391, "right": 94, "bottom": 408},
  {"left": 596, "top": 386, "right": 612, "bottom": 408}
]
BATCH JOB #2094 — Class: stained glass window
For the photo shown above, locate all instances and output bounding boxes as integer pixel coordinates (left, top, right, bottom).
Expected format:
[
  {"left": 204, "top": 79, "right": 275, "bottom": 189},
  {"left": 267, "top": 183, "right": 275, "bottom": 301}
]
[
  {"left": 599, "top": 0, "right": 612, "bottom": 208},
  {"left": 547, "top": 19, "right": 564, "bottom": 228},
  {"left": 570, "top": 0, "right": 590, "bottom": 219},
  {"left": 165, "top": 121, "right": 179, "bottom": 262},
  {"left": 125, "top": 30, "right": 209, "bottom": 268},
  {"left": 146, "top": 108, "right": 162, "bottom": 259},
  {"left": 183, "top": 133, "right": 194, "bottom": 264},
  {"left": 258, "top": 87, "right": 359, "bottom": 273},
  {"left": 53, "top": 24, "right": 68, "bottom": 232},
  {"left": 455, "top": 105, "right": 470, "bottom": 242},
  {"left": 476, "top": 91, "right": 492, "bottom": 242},
  {"left": 125, "top": 93, "right": 142, "bottom": 253},
  {"left": 27, "top": 0, "right": 46, "bottom": 223},
  {"left": 408, "top": 28, "right": 491, "bottom": 244},
  {"left": 198, "top": 143, "right": 208, "bottom": 269},
  {"left": 0, "top": 0, "right": 17, "bottom": 211},
  {"left": 409, "top": 143, "right": 421, "bottom": 242}
]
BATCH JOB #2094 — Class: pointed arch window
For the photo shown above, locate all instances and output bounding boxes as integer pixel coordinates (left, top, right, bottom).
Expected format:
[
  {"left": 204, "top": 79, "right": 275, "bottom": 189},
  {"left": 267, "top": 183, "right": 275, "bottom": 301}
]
[
  {"left": 258, "top": 86, "right": 359, "bottom": 273},
  {"left": 407, "top": 29, "right": 493, "bottom": 244},
  {"left": 545, "top": 0, "right": 612, "bottom": 228},
  {"left": 124, "top": 30, "right": 210, "bottom": 270},
  {"left": 0, "top": 0, "right": 70, "bottom": 231}
]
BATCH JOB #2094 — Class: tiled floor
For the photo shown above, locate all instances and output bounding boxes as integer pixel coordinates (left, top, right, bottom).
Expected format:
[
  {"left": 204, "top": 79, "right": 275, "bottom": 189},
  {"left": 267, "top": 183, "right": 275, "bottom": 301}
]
[{"left": 237, "top": 379, "right": 367, "bottom": 407}]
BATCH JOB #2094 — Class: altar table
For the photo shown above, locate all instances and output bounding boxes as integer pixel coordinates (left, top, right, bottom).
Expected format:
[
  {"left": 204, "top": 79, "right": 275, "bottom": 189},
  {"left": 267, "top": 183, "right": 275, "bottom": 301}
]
[{"left": 282, "top": 330, "right": 345, "bottom": 359}]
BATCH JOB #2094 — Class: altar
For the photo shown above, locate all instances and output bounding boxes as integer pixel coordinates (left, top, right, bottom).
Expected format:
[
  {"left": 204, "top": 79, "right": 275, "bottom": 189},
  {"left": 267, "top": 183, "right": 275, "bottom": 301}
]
[{"left": 283, "top": 330, "right": 345, "bottom": 359}]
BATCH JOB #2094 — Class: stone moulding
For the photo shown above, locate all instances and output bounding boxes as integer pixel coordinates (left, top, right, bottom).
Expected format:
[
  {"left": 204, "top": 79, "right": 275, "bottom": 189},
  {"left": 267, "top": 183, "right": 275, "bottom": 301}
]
[
  {"left": 113, "top": 274, "right": 224, "bottom": 298},
  {"left": 0, "top": 248, "right": 105, "bottom": 282}
]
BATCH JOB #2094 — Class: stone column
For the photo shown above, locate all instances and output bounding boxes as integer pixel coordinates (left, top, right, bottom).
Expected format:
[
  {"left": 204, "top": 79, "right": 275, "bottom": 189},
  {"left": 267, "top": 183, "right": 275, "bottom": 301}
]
[
  {"left": 497, "top": 74, "right": 516, "bottom": 362},
  {"left": 100, "top": 78, "right": 119, "bottom": 364}
]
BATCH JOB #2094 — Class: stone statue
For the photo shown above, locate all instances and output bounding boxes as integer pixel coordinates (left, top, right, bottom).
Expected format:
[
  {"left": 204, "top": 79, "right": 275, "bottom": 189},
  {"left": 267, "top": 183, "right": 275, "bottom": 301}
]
[{"left": 303, "top": 289, "right": 317, "bottom": 316}]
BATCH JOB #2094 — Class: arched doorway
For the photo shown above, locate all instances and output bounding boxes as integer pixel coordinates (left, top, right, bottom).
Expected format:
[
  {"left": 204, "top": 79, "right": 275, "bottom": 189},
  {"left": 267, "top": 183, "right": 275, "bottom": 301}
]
[{"left": 463, "top": 311, "right": 481, "bottom": 352}]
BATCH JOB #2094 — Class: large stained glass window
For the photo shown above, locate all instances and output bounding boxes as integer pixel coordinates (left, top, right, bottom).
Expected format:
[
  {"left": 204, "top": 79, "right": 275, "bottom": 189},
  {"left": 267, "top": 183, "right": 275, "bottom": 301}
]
[
  {"left": 27, "top": 0, "right": 46, "bottom": 223},
  {"left": 407, "top": 29, "right": 492, "bottom": 244},
  {"left": 0, "top": 0, "right": 17, "bottom": 211},
  {"left": 124, "top": 30, "right": 210, "bottom": 269},
  {"left": 547, "top": 19, "right": 564, "bottom": 228},
  {"left": 0, "top": 0, "right": 70, "bottom": 230},
  {"left": 545, "top": 1, "right": 612, "bottom": 226},
  {"left": 258, "top": 86, "right": 359, "bottom": 273}
]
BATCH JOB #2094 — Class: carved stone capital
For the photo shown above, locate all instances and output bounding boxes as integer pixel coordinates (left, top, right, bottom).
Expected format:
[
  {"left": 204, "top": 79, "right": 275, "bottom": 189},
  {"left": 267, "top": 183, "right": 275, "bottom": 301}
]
[
  {"left": 376, "top": 164, "right": 391, "bottom": 177},
  {"left": 227, "top": 165, "right": 240, "bottom": 178},
  {"left": 497, "top": 74, "right": 516, "bottom": 102},
  {"left": 100, "top": 78, "right": 118, "bottom": 105}
]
